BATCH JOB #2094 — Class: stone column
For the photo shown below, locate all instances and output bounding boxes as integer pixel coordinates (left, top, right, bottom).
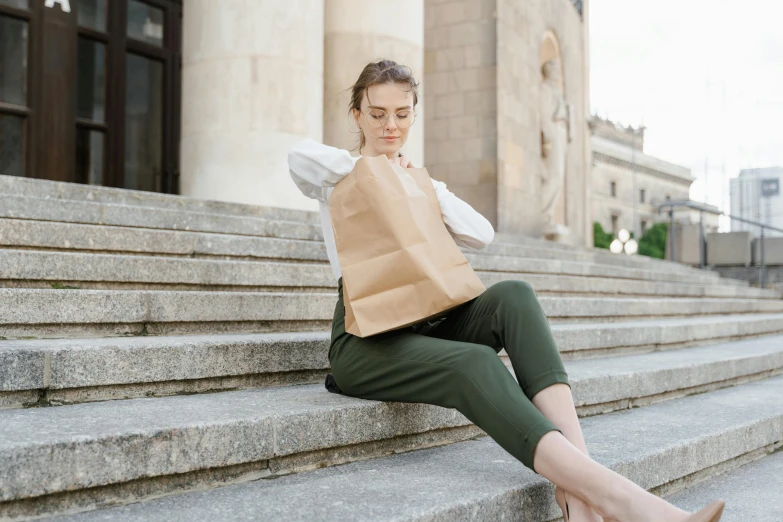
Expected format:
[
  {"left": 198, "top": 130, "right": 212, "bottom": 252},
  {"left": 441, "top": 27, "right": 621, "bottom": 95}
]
[
  {"left": 180, "top": 0, "right": 324, "bottom": 210},
  {"left": 323, "top": 0, "right": 424, "bottom": 167}
]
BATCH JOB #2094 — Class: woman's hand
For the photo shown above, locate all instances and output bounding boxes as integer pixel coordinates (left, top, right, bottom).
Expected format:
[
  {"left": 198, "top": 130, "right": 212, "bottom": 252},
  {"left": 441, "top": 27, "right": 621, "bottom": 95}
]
[{"left": 389, "top": 153, "right": 415, "bottom": 168}]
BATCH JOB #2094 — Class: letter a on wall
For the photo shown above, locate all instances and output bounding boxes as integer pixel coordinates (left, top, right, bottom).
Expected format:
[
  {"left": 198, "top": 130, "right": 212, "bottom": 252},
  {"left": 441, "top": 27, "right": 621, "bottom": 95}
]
[{"left": 45, "top": 0, "right": 71, "bottom": 12}]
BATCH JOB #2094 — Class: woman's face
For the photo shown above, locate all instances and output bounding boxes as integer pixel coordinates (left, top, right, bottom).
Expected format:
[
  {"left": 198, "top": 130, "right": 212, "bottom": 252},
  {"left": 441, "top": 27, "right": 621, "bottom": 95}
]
[{"left": 353, "top": 83, "right": 415, "bottom": 158}]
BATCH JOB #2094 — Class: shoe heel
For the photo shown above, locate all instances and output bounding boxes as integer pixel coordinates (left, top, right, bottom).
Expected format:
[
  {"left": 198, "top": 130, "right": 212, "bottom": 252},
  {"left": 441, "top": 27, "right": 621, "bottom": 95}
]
[{"left": 554, "top": 486, "right": 570, "bottom": 522}]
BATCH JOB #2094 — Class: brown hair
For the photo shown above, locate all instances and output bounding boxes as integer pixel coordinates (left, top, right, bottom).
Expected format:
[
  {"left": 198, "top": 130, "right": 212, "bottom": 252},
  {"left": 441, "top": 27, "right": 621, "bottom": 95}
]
[{"left": 347, "top": 59, "right": 420, "bottom": 153}]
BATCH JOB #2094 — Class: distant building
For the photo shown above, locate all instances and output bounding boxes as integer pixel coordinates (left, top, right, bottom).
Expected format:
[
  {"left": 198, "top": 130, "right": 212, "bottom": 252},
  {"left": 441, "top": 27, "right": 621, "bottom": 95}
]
[
  {"left": 729, "top": 167, "right": 783, "bottom": 237},
  {"left": 590, "top": 115, "right": 719, "bottom": 238}
]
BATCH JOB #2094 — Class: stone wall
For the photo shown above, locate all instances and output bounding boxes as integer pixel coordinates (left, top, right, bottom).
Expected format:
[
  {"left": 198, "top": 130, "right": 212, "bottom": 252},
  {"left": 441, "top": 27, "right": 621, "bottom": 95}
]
[
  {"left": 496, "top": 0, "right": 589, "bottom": 244},
  {"left": 323, "top": 0, "right": 425, "bottom": 167},
  {"left": 423, "top": 0, "right": 499, "bottom": 226},
  {"left": 590, "top": 115, "right": 644, "bottom": 151},
  {"left": 710, "top": 265, "right": 783, "bottom": 290}
]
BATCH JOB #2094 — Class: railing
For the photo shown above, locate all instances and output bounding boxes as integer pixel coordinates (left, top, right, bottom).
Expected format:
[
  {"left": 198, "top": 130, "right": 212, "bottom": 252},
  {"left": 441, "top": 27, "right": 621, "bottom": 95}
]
[{"left": 657, "top": 200, "right": 783, "bottom": 289}]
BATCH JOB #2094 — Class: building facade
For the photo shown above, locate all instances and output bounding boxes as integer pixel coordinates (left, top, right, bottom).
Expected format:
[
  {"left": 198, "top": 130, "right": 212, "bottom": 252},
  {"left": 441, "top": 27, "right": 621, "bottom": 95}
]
[
  {"left": 0, "top": 0, "right": 182, "bottom": 192},
  {"left": 730, "top": 167, "right": 783, "bottom": 238},
  {"left": 589, "top": 116, "right": 718, "bottom": 238},
  {"left": 1, "top": 0, "right": 593, "bottom": 245}
]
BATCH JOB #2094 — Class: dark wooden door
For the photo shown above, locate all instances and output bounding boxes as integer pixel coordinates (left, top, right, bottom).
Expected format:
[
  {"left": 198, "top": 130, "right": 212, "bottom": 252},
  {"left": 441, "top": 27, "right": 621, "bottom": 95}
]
[{"left": 0, "top": 0, "right": 181, "bottom": 193}]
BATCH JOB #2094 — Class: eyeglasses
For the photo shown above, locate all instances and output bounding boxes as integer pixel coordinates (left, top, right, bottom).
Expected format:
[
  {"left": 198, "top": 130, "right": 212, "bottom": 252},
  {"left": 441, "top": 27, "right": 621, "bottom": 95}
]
[{"left": 362, "top": 108, "right": 416, "bottom": 129}]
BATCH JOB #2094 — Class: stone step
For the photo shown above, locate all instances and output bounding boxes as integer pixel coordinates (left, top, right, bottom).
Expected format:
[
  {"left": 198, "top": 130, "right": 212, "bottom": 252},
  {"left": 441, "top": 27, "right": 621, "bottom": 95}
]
[
  {"left": 469, "top": 253, "right": 731, "bottom": 286},
  {"left": 488, "top": 241, "right": 726, "bottom": 281},
  {"left": 494, "top": 231, "right": 738, "bottom": 288},
  {"left": 2, "top": 287, "right": 783, "bottom": 339},
  {"left": 0, "top": 174, "right": 321, "bottom": 225},
  {"left": 4, "top": 363, "right": 783, "bottom": 520},
  {"left": 0, "top": 217, "right": 734, "bottom": 284},
  {"left": 3, "top": 318, "right": 783, "bottom": 409},
  {"left": 493, "top": 231, "right": 728, "bottom": 280},
  {"left": 0, "top": 175, "right": 703, "bottom": 280},
  {"left": 551, "top": 313, "right": 783, "bottom": 358},
  {"left": 45, "top": 451, "right": 783, "bottom": 522},
  {"left": 1, "top": 195, "right": 322, "bottom": 242},
  {"left": 495, "top": 230, "right": 584, "bottom": 250},
  {"left": 0, "top": 218, "right": 328, "bottom": 262},
  {"left": 661, "top": 449, "right": 783, "bottom": 521},
  {"left": 0, "top": 175, "right": 736, "bottom": 284},
  {"left": 0, "top": 249, "right": 335, "bottom": 292},
  {"left": 1, "top": 249, "right": 775, "bottom": 299},
  {"left": 0, "top": 176, "right": 704, "bottom": 280},
  {"left": 0, "top": 237, "right": 750, "bottom": 295}
]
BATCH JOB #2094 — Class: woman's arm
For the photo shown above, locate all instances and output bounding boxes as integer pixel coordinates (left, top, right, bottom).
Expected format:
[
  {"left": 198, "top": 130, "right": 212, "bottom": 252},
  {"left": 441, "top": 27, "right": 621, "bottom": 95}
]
[
  {"left": 288, "top": 139, "right": 359, "bottom": 201},
  {"left": 289, "top": 142, "right": 494, "bottom": 249},
  {"left": 431, "top": 178, "right": 495, "bottom": 250},
  {"left": 394, "top": 155, "right": 495, "bottom": 250}
]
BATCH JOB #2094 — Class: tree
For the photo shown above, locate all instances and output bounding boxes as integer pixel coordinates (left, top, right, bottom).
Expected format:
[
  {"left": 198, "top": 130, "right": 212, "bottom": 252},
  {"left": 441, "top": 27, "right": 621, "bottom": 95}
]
[
  {"left": 593, "top": 222, "right": 614, "bottom": 250},
  {"left": 638, "top": 223, "right": 668, "bottom": 259}
]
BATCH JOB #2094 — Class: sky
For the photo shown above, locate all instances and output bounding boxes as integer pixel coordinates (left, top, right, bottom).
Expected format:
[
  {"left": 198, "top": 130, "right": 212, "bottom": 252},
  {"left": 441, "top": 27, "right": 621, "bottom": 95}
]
[{"left": 589, "top": 0, "right": 783, "bottom": 214}]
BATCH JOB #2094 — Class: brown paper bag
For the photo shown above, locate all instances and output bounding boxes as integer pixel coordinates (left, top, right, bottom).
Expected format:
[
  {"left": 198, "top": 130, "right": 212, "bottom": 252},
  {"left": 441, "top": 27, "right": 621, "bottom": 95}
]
[{"left": 329, "top": 155, "right": 486, "bottom": 337}]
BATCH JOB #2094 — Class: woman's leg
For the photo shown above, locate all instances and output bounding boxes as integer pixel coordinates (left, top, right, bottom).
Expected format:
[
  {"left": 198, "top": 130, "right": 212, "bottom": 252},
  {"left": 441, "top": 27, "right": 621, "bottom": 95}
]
[
  {"left": 533, "top": 431, "right": 690, "bottom": 522},
  {"left": 425, "top": 280, "right": 690, "bottom": 521},
  {"left": 423, "top": 279, "right": 602, "bottom": 520},
  {"left": 328, "top": 278, "right": 566, "bottom": 475},
  {"left": 534, "top": 383, "right": 604, "bottom": 521}
]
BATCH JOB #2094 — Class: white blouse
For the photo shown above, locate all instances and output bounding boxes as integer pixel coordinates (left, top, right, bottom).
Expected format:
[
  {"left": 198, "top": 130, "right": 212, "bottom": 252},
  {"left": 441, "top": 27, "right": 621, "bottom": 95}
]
[{"left": 287, "top": 139, "right": 495, "bottom": 280}]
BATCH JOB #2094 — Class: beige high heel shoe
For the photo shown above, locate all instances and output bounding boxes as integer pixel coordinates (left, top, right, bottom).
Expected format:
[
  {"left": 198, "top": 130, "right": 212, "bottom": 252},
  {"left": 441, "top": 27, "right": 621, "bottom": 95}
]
[
  {"left": 554, "top": 485, "right": 570, "bottom": 521},
  {"left": 555, "top": 486, "right": 724, "bottom": 522},
  {"left": 683, "top": 499, "right": 725, "bottom": 522},
  {"left": 556, "top": 485, "right": 723, "bottom": 522}
]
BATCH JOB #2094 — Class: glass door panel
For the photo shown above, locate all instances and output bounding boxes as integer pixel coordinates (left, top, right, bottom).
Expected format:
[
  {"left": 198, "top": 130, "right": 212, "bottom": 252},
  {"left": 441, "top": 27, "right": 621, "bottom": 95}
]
[
  {"left": 124, "top": 52, "right": 162, "bottom": 191},
  {"left": 75, "top": 128, "right": 104, "bottom": 185},
  {"left": 0, "top": 113, "right": 23, "bottom": 176},
  {"left": 76, "top": 37, "right": 106, "bottom": 122},
  {"left": 0, "top": 14, "right": 28, "bottom": 106},
  {"left": 77, "top": 0, "right": 107, "bottom": 32}
]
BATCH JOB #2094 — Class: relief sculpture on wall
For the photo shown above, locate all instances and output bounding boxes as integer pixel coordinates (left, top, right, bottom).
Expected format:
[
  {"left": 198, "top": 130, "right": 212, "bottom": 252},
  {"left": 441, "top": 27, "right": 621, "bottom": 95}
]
[{"left": 539, "top": 57, "right": 573, "bottom": 241}]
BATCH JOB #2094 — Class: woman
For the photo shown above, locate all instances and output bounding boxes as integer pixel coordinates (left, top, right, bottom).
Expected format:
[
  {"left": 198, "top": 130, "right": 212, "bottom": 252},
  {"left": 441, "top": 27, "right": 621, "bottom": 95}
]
[{"left": 288, "top": 59, "right": 724, "bottom": 522}]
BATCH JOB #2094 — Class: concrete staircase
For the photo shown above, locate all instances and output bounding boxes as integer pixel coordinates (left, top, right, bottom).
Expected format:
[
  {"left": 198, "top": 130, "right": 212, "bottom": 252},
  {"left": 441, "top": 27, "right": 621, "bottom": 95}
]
[{"left": 1, "top": 174, "right": 781, "bottom": 521}]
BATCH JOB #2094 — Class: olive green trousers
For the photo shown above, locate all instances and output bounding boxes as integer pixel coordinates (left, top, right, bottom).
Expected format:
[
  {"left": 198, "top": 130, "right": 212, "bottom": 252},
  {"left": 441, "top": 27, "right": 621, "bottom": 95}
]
[{"left": 327, "top": 277, "right": 571, "bottom": 474}]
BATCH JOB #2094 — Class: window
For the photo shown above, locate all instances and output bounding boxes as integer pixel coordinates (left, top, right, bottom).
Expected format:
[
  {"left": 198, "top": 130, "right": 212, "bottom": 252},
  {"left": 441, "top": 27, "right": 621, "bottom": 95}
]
[
  {"left": 641, "top": 220, "right": 648, "bottom": 234},
  {"left": 124, "top": 52, "right": 164, "bottom": 191},
  {"left": 0, "top": 0, "right": 181, "bottom": 193},
  {"left": 0, "top": 2, "right": 30, "bottom": 177},
  {"left": 76, "top": 0, "right": 180, "bottom": 192},
  {"left": 610, "top": 181, "right": 617, "bottom": 197},
  {"left": 0, "top": 0, "right": 29, "bottom": 8},
  {"left": 665, "top": 194, "right": 671, "bottom": 201},
  {"left": 611, "top": 214, "right": 619, "bottom": 234},
  {"left": 127, "top": 0, "right": 164, "bottom": 47},
  {"left": 75, "top": 35, "right": 107, "bottom": 185},
  {"left": 640, "top": 188, "right": 646, "bottom": 203},
  {"left": 78, "top": 0, "right": 107, "bottom": 31}
]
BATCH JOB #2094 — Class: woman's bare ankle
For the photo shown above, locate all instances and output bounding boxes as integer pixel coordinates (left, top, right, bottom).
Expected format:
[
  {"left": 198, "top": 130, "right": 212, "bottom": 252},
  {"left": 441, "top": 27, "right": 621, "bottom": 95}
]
[
  {"left": 586, "top": 481, "right": 637, "bottom": 521},
  {"left": 595, "top": 482, "right": 690, "bottom": 522},
  {"left": 565, "top": 492, "right": 603, "bottom": 522}
]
